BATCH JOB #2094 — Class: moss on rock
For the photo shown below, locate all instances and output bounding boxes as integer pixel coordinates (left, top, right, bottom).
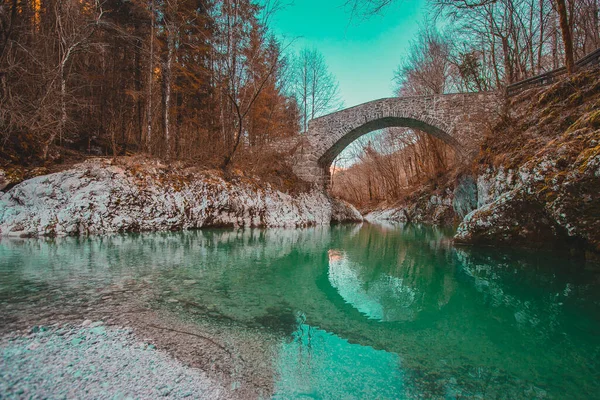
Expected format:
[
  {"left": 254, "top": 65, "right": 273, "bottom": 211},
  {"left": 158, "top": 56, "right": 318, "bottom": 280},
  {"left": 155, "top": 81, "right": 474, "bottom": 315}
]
[{"left": 457, "top": 68, "right": 600, "bottom": 256}]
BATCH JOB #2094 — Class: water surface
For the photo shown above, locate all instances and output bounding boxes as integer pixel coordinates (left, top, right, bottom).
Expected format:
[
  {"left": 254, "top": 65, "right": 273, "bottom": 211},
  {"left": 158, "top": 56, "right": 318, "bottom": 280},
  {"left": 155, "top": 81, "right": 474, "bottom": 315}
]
[{"left": 1, "top": 224, "right": 599, "bottom": 399}]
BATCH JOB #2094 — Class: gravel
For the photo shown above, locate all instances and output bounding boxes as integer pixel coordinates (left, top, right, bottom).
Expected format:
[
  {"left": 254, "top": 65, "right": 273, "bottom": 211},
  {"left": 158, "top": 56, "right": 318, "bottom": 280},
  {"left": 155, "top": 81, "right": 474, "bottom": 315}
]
[{"left": 0, "top": 323, "right": 228, "bottom": 399}]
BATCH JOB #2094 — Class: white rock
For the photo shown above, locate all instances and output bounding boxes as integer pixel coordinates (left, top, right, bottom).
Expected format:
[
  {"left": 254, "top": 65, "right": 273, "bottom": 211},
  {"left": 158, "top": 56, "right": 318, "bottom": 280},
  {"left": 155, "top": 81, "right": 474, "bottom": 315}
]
[{"left": 0, "top": 159, "right": 339, "bottom": 237}]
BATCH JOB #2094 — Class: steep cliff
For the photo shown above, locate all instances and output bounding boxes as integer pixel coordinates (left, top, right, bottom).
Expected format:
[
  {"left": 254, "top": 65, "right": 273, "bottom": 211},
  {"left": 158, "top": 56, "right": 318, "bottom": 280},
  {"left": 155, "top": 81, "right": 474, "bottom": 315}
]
[{"left": 456, "top": 69, "right": 600, "bottom": 254}]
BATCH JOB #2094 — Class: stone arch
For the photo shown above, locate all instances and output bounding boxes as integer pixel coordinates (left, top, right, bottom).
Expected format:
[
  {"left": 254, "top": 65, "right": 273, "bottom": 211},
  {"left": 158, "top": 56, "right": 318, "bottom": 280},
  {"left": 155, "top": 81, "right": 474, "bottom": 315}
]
[
  {"left": 317, "top": 116, "right": 463, "bottom": 168},
  {"left": 291, "top": 93, "right": 498, "bottom": 186}
]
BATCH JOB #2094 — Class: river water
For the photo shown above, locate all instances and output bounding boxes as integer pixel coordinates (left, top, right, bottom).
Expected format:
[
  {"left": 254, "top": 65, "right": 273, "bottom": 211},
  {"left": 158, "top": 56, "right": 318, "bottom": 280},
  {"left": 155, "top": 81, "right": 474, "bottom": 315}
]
[{"left": 1, "top": 224, "right": 599, "bottom": 399}]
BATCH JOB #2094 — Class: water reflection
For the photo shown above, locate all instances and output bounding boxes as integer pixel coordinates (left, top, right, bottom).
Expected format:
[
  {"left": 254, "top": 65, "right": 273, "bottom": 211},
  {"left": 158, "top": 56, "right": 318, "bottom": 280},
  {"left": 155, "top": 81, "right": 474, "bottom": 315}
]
[
  {"left": 0, "top": 225, "right": 599, "bottom": 399},
  {"left": 275, "top": 320, "right": 404, "bottom": 399},
  {"left": 328, "top": 249, "right": 417, "bottom": 322}
]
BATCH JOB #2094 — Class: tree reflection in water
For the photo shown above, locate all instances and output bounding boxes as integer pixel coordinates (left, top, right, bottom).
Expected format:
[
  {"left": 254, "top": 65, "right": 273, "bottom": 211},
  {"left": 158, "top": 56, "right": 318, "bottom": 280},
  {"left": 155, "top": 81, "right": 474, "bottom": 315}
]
[{"left": 1, "top": 224, "right": 599, "bottom": 398}]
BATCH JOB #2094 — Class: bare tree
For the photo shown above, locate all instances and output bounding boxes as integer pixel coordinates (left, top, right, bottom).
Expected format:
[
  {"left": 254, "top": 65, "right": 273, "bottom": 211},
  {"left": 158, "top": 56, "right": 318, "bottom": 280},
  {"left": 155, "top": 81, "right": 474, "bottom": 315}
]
[
  {"left": 331, "top": 127, "right": 456, "bottom": 207},
  {"left": 146, "top": 0, "right": 156, "bottom": 152},
  {"left": 214, "top": 0, "right": 290, "bottom": 169},
  {"left": 43, "top": 0, "right": 104, "bottom": 159},
  {"left": 161, "top": 0, "right": 178, "bottom": 160},
  {"left": 291, "top": 47, "right": 343, "bottom": 132},
  {"left": 394, "top": 25, "right": 453, "bottom": 95},
  {"left": 344, "top": 0, "right": 395, "bottom": 18}
]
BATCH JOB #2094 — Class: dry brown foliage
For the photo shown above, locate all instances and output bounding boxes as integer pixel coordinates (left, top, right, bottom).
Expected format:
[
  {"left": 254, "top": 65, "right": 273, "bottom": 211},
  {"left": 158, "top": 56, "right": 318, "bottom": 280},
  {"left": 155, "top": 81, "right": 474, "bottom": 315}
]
[
  {"left": 477, "top": 67, "right": 600, "bottom": 169},
  {"left": 331, "top": 129, "right": 458, "bottom": 209}
]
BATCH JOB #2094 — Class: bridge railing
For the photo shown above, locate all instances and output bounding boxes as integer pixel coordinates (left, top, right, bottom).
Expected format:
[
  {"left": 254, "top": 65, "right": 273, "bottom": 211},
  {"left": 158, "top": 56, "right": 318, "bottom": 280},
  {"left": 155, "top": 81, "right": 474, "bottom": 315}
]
[{"left": 506, "top": 47, "right": 600, "bottom": 97}]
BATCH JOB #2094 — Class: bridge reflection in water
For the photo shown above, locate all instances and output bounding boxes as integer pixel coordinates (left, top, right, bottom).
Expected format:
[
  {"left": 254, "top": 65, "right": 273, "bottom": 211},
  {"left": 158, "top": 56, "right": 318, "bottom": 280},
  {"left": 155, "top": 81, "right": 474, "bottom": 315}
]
[
  {"left": 328, "top": 248, "right": 418, "bottom": 322},
  {"left": 0, "top": 224, "right": 598, "bottom": 398},
  {"left": 275, "top": 321, "right": 404, "bottom": 399}
]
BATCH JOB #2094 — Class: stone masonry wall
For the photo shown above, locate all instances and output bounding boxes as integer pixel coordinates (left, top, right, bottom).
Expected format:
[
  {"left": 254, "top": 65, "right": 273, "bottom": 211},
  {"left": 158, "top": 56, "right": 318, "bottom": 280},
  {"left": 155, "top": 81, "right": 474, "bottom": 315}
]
[{"left": 291, "top": 92, "right": 500, "bottom": 185}]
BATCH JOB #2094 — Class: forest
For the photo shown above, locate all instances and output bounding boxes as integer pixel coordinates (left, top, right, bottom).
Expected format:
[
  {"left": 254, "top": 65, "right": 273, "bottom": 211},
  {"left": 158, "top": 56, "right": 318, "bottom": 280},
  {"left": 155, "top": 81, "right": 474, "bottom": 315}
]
[
  {"left": 0, "top": 0, "right": 341, "bottom": 170},
  {"left": 0, "top": 0, "right": 598, "bottom": 203}
]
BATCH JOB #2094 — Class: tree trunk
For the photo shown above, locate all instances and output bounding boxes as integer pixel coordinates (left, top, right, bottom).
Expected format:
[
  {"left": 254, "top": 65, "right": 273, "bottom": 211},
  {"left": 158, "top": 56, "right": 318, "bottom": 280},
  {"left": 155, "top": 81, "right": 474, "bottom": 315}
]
[
  {"left": 501, "top": 36, "right": 514, "bottom": 84},
  {"left": 146, "top": 0, "right": 155, "bottom": 152},
  {"left": 162, "top": 24, "right": 174, "bottom": 160},
  {"left": 59, "top": 62, "right": 66, "bottom": 148},
  {"left": 134, "top": 23, "right": 143, "bottom": 147},
  {"left": 552, "top": 12, "right": 559, "bottom": 69},
  {"left": 537, "top": 0, "right": 544, "bottom": 73},
  {"left": 0, "top": 0, "right": 18, "bottom": 62},
  {"left": 303, "top": 57, "right": 308, "bottom": 132},
  {"left": 554, "top": 0, "right": 575, "bottom": 73}
]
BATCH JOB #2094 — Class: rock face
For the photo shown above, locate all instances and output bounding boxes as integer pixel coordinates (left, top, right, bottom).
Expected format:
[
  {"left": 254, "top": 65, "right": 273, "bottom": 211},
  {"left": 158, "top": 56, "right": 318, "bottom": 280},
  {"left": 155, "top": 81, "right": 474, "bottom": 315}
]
[
  {"left": 455, "top": 69, "right": 600, "bottom": 254},
  {"left": 0, "top": 160, "right": 336, "bottom": 238},
  {"left": 456, "top": 120, "right": 600, "bottom": 252},
  {"left": 452, "top": 175, "right": 478, "bottom": 218},
  {"left": 455, "top": 189, "right": 571, "bottom": 248},
  {"left": 330, "top": 198, "right": 363, "bottom": 224},
  {"left": 365, "top": 191, "right": 455, "bottom": 226}
]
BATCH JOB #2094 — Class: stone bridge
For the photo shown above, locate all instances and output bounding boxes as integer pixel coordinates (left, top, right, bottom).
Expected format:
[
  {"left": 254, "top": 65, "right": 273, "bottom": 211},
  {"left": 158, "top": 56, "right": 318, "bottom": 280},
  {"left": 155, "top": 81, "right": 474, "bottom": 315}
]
[{"left": 280, "top": 92, "right": 500, "bottom": 186}]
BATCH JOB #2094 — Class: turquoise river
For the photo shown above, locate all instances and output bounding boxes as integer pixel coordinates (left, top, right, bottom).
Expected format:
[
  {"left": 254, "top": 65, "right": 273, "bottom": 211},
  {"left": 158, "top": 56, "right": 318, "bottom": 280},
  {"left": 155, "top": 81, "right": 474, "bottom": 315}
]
[{"left": 1, "top": 224, "right": 599, "bottom": 399}]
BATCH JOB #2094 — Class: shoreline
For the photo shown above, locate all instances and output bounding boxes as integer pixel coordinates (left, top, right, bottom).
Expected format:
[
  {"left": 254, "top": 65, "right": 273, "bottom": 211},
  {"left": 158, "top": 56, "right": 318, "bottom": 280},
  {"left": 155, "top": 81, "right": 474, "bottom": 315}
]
[
  {"left": 0, "top": 158, "right": 362, "bottom": 239},
  {"left": 0, "top": 274, "right": 280, "bottom": 399}
]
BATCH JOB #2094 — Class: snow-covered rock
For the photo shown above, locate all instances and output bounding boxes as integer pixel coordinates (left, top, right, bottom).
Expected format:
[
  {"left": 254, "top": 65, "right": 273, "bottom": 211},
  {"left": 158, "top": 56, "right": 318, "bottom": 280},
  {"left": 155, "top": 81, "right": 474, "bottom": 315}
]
[
  {"left": 364, "top": 192, "right": 455, "bottom": 226},
  {"left": 365, "top": 207, "right": 409, "bottom": 224},
  {"left": 0, "top": 160, "right": 338, "bottom": 237},
  {"left": 476, "top": 167, "right": 518, "bottom": 208}
]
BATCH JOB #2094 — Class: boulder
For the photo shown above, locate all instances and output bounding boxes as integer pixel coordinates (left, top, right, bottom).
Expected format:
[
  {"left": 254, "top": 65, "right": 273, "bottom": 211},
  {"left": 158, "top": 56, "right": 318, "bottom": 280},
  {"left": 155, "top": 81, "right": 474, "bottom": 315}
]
[
  {"left": 455, "top": 189, "right": 570, "bottom": 249},
  {"left": 456, "top": 126, "right": 600, "bottom": 253},
  {"left": 330, "top": 198, "right": 363, "bottom": 223}
]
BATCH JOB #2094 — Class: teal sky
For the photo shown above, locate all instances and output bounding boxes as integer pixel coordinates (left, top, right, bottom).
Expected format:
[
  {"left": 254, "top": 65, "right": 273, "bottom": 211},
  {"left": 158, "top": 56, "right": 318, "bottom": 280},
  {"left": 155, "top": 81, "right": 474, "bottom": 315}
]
[{"left": 270, "top": 0, "right": 429, "bottom": 108}]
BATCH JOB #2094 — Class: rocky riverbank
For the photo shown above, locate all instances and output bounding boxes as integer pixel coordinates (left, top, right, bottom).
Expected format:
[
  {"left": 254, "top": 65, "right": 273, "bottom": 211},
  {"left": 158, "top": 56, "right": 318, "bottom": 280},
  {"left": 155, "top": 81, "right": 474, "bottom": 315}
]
[
  {"left": 364, "top": 174, "right": 477, "bottom": 227},
  {"left": 2, "top": 70, "right": 598, "bottom": 253},
  {"left": 456, "top": 69, "right": 600, "bottom": 255},
  {"left": 366, "top": 69, "right": 600, "bottom": 257},
  {"left": 0, "top": 158, "right": 361, "bottom": 237}
]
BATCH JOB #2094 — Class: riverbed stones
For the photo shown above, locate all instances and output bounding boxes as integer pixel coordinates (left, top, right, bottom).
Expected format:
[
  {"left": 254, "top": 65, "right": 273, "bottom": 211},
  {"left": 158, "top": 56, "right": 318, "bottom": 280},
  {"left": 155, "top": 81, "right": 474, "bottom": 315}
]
[{"left": 0, "top": 325, "right": 226, "bottom": 399}]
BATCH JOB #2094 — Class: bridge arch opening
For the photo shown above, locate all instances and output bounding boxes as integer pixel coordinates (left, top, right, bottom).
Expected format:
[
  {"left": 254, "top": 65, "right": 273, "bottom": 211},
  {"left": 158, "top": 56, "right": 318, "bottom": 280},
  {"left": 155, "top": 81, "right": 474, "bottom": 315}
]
[
  {"left": 318, "top": 116, "right": 463, "bottom": 169},
  {"left": 317, "top": 116, "right": 463, "bottom": 194},
  {"left": 321, "top": 116, "right": 461, "bottom": 206}
]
